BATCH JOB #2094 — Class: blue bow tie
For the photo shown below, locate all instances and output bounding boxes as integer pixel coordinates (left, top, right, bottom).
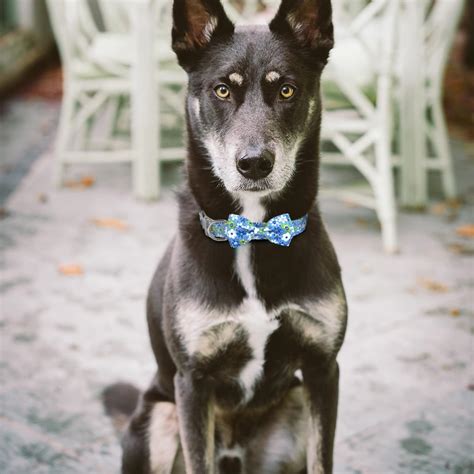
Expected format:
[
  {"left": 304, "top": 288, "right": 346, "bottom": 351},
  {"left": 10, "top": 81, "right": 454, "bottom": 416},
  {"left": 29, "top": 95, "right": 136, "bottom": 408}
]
[{"left": 199, "top": 211, "right": 308, "bottom": 248}]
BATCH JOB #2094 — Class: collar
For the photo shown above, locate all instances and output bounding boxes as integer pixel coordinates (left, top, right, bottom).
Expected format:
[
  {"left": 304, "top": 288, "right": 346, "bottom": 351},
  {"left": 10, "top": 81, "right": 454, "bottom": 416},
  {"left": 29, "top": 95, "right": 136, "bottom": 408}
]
[{"left": 199, "top": 211, "right": 308, "bottom": 248}]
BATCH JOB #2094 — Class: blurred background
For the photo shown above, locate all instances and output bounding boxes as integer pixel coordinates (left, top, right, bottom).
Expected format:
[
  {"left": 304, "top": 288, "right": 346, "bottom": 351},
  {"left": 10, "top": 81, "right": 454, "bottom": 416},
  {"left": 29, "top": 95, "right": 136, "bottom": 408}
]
[{"left": 0, "top": 0, "right": 473, "bottom": 473}]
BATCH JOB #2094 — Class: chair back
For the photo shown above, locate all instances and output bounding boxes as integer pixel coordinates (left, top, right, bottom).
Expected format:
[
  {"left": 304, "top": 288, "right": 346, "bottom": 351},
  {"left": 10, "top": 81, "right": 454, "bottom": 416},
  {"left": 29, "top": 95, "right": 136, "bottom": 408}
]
[
  {"left": 46, "top": 0, "right": 128, "bottom": 77},
  {"left": 324, "top": 0, "right": 400, "bottom": 117},
  {"left": 47, "top": 0, "right": 92, "bottom": 70},
  {"left": 97, "top": 0, "right": 130, "bottom": 33}
]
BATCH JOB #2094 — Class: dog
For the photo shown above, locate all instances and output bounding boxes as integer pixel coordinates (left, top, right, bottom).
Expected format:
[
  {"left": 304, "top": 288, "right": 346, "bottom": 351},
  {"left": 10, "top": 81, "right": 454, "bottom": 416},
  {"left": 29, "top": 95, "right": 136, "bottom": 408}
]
[{"left": 112, "top": 0, "right": 348, "bottom": 472}]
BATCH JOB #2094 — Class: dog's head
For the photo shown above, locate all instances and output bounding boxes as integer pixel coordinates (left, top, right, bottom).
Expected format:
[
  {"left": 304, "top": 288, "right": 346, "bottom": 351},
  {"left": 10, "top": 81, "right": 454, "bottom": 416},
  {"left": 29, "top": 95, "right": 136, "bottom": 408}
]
[{"left": 172, "top": 0, "right": 334, "bottom": 197}]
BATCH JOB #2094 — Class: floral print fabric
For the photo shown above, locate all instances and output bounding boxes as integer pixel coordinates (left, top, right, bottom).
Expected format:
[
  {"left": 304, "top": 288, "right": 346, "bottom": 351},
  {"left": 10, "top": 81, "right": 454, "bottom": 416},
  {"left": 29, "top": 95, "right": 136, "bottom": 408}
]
[{"left": 199, "top": 212, "right": 308, "bottom": 249}]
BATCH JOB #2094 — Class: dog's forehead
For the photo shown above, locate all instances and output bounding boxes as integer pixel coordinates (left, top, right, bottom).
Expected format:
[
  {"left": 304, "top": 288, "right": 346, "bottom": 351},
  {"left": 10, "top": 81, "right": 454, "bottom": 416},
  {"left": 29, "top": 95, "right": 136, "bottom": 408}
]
[{"left": 203, "top": 26, "right": 301, "bottom": 79}]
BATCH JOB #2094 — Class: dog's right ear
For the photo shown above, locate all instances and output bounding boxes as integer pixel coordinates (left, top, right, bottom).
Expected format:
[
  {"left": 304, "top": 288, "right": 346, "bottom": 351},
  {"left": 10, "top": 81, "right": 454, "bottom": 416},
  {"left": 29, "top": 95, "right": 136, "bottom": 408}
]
[{"left": 172, "top": 0, "right": 234, "bottom": 70}]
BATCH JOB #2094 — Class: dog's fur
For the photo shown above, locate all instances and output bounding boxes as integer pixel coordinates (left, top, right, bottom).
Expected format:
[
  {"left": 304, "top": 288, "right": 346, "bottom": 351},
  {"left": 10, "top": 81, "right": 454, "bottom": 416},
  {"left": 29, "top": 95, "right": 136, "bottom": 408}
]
[{"left": 114, "top": 1, "right": 347, "bottom": 472}]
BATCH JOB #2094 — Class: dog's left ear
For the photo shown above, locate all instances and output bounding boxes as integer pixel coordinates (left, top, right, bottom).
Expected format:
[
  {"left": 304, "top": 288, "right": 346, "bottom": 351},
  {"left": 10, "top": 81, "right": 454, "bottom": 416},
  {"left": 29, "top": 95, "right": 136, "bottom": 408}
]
[
  {"left": 269, "top": 0, "right": 334, "bottom": 65},
  {"left": 172, "top": 0, "right": 234, "bottom": 70}
]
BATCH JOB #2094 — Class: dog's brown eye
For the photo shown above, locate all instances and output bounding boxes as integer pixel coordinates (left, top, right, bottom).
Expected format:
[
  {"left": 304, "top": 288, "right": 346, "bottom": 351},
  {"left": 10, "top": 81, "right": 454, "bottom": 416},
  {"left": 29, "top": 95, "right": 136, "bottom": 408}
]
[
  {"left": 280, "top": 84, "right": 295, "bottom": 100},
  {"left": 214, "top": 84, "right": 230, "bottom": 99}
]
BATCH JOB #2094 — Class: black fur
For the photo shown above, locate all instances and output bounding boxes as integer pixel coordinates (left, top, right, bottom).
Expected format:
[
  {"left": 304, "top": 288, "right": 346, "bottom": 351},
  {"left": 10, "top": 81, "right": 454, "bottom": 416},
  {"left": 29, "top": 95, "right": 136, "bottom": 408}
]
[{"left": 119, "top": 0, "right": 347, "bottom": 473}]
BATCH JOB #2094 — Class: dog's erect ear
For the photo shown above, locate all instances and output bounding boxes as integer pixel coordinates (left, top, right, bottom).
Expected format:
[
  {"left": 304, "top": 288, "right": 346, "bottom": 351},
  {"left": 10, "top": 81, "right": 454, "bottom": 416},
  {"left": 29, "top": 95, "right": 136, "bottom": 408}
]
[
  {"left": 269, "top": 0, "right": 334, "bottom": 64},
  {"left": 172, "top": 0, "right": 234, "bottom": 69}
]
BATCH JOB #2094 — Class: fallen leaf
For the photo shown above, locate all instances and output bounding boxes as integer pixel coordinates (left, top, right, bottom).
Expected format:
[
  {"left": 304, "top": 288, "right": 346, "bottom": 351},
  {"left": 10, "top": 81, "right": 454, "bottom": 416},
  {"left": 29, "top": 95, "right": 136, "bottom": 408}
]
[
  {"left": 450, "top": 308, "right": 461, "bottom": 317},
  {"left": 430, "top": 202, "right": 447, "bottom": 216},
  {"left": 456, "top": 224, "right": 474, "bottom": 238},
  {"left": 37, "top": 193, "right": 48, "bottom": 203},
  {"left": 64, "top": 175, "right": 95, "bottom": 189},
  {"left": 430, "top": 199, "right": 462, "bottom": 218},
  {"left": 446, "top": 198, "right": 463, "bottom": 209},
  {"left": 0, "top": 208, "right": 9, "bottom": 219},
  {"left": 417, "top": 278, "right": 449, "bottom": 293},
  {"left": 355, "top": 217, "right": 369, "bottom": 227},
  {"left": 92, "top": 218, "right": 129, "bottom": 230},
  {"left": 58, "top": 264, "right": 84, "bottom": 276},
  {"left": 343, "top": 199, "right": 359, "bottom": 208},
  {"left": 398, "top": 353, "right": 430, "bottom": 363},
  {"left": 447, "top": 243, "right": 474, "bottom": 255},
  {"left": 354, "top": 217, "right": 380, "bottom": 229}
]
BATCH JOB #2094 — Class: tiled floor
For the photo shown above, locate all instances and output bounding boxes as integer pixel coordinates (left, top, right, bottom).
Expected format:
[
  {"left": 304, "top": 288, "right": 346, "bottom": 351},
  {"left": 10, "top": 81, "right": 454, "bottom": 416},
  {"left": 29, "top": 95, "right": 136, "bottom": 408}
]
[
  {"left": 1, "top": 52, "right": 474, "bottom": 472},
  {"left": 0, "top": 60, "right": 61, "bottom": 204},
  {"left": 0, "top": 135, "right": 472, "bottom": 472}
]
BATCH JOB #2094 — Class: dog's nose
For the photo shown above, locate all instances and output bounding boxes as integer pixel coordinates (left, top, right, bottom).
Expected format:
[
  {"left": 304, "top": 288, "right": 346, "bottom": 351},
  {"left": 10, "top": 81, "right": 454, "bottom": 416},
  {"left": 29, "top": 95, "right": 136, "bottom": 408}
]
[{"left": 236, "top": 150, "right": 275, "bottom": 180}]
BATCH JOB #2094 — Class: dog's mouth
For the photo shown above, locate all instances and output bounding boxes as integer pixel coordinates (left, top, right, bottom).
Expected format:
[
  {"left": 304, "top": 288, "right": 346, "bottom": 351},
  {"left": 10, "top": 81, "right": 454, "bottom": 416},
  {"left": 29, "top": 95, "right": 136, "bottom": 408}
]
[{"left": 237, "top": 182, "right": 272, "bottom": 193}]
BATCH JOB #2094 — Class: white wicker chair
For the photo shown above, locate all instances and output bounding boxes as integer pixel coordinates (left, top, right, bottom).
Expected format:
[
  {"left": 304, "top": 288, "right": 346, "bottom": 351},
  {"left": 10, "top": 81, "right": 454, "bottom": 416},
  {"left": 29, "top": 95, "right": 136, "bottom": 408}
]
[
  {"left": 321, "top": 0, "right": 400, "bottom": 252},
  {"left": 47, "top": 0, "right": 186, "bottom": 199},
  {"left": 94, "top": 0, "right": 187, "bottom": 159},
  {"left": 321, "top": 0, "right": 464, "bottom": 251}
]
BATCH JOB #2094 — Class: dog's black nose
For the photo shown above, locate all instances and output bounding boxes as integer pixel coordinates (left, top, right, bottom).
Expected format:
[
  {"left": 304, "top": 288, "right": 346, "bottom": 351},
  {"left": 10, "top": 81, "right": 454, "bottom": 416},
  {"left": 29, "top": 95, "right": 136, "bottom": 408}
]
[{"left": 236, "top": 150, "right": 275, "bottom": 180}]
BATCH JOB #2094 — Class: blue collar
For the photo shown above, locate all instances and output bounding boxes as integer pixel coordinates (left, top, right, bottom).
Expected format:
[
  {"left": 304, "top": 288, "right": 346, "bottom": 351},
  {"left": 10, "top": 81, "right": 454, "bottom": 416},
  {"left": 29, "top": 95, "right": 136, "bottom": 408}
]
[{"left": 199, "top": 211, "right": 308, "bottom": 248}]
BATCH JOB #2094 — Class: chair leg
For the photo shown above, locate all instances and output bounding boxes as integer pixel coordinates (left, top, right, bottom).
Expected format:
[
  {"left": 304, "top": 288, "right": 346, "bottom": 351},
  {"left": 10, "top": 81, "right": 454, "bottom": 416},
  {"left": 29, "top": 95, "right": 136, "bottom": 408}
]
[
  {"left": 431, "top": 100, "right": 457, "bottom": 199},
  {"left": 53, "top": 86, "right": 75, "bottom": 187},
  {"left": 130, "top": 2, "right": 159, "bottom": 200},
  {"left": 378, "top": 203, "right": 398, "bottom": 254},
  {"left": 375, "top": 134, "right": 398, "bottom": 253},
  {"left": 375, "top": 179, "right": 398, "bottom": 254}
]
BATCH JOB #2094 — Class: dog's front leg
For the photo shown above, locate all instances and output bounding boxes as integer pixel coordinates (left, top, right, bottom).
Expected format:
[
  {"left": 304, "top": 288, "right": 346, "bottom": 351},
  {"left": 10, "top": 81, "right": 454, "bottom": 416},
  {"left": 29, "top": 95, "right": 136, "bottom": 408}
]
[
  {"left": 302, "top": 360, "right": 339, "bottom": 474},
  {"left": 174, "top": 373, "right": 215, "bottom": 474}
]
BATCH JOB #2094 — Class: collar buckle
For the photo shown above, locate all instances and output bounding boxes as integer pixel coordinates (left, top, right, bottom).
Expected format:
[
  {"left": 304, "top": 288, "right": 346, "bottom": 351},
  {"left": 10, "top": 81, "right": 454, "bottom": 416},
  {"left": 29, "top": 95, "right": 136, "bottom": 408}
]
[
  {"left": 206, "top": 222, "right": 227, "bottom": 242},
  {"left": 199, "top": 211, "right": 227, "bottom": 242}
]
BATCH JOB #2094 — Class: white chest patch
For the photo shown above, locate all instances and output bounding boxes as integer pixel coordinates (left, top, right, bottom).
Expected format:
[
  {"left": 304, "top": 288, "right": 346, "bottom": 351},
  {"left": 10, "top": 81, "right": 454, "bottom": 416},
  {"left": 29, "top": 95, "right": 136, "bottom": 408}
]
[
  {"left": 235, "top": 298, "right": 278, "bottom": 400},
  {"left": 234, "top": 194, "right": 276, "bottom": 400},
  {"left": 176, "top": 297, "right": 278, "bottom": 401}
]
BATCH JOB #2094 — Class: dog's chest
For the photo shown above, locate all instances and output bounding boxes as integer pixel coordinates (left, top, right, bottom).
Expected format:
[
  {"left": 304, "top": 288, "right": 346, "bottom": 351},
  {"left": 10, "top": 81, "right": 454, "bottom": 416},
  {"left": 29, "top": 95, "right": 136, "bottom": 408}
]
[
  {"left": 176, "top": 197, "right": 345, "bottom": 404},
  {"left": 178, "top": 205, "right": 280, "bottom": 401},
  {"left": 178, "top": 293, "right": 279, "bottom": 402}
]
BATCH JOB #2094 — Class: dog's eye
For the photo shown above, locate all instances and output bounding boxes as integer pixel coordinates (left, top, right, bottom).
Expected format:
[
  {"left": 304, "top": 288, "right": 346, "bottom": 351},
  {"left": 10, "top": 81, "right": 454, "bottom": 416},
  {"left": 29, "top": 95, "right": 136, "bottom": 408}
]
[
  {"left": 279, "top": 84, "right": 296, "bottom": 100},
  {"left": 214, "top": 84, "right": 230, "bottom": 100}
]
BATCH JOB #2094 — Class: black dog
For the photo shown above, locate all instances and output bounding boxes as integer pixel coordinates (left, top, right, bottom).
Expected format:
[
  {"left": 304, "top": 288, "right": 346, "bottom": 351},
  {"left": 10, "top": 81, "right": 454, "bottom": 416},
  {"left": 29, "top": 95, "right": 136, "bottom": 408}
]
[{"left": 118, "top": 0, "right": 347, "bottom": 472}]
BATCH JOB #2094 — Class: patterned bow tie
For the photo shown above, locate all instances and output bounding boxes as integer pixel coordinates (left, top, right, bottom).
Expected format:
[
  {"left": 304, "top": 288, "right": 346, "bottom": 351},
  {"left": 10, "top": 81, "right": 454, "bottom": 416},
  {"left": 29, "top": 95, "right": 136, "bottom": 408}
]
[{"left": 199, "top": 211, "right": 308, "bottom": 248}]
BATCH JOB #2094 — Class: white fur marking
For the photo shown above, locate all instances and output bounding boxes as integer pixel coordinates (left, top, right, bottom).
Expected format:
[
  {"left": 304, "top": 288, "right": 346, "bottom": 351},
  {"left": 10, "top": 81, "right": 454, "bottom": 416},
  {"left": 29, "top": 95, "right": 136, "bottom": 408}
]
[
  {"left": 234, "top": 194, "right": 265, "bottom": 298},
  {"left": 307, "top": 98, "right": 316, "bottom": 124},
  {"left": 256, "top": 387, "right": 309, "bottom": 473},
  {"left": 149, "top": 402, "right": 179, "bottom": 474},
  {"left": 193, "top": 98, "right": 200, "bottom": 119},
  {"left": 218, "top": 446, "right": 243, "bottom": 460},
  {"left": 287, "top": 13, "right": 305, "bottom": 36},
  {"left": 238, "top": 193, "right": 266, "bottom": 221},
  {"left": 177, "top": 301, "right": 236, "bottom": 355},
  {"left": 229, "top": 73, "right": 244, "bottom": 86},
  {"left": 308, "top": 289, "right": 345, "bottom": 339},
  {"left": 307, "top": 411, "right": 324, "bottom": 474},
  {"left": 203, "top": 16, "right": 218, "bottom": 41},
  {"left": 235, "top": 245, "right": 255, "bottom": 298},
  {"left": 237, "top": 299, "right": 278, "bottom": 400},
  {"left": 294, "top": 287, "right": 346, "bottom": 352},
  {"left": 265, "top": 71, "right": 280, "bottom": 82},
  {"left": 176, "top": 297, "right": 278, "bottom": 402}
]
